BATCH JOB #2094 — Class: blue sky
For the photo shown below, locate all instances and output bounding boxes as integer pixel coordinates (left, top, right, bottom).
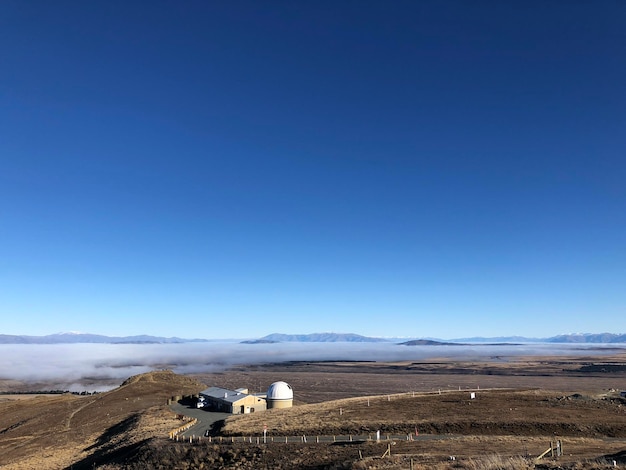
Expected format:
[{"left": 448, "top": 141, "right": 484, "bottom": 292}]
[{"left": 1, "top": 1, "right": 624, "bottom": 339}]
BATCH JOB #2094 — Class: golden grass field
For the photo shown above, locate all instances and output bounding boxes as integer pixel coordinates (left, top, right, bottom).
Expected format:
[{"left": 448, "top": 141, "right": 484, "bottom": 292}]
[
  {"left": 2, "top": 353, "right": 626, "bottom": 468},
  {"left": 0, "top": 371, "right": 205, "bottom": 470}
]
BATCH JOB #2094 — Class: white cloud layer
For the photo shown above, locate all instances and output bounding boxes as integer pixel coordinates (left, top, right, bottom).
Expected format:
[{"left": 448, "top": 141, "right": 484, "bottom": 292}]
[{"left": 0, "top": 342, "right": 617, "bottom": 391}]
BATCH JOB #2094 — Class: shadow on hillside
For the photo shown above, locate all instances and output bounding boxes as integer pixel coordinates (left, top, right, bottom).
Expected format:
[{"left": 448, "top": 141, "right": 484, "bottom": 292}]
[
  {"left": 605, "top": 450, "right": 626, "bottom": 464},
  {"left": 208, "top": 418, "right": 226, "bottom": 436},
  {"left": 83, "top": 414, "right": 140, "bottom": 452},
  {"left": 65, "top": 414, "right": 144, "bottom": 470},
  {"left": 66, "top": 439, "right": 149, "bottom": 470}
]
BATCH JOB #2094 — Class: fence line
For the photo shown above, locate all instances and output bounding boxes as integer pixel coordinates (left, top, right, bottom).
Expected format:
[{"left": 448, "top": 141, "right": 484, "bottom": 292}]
[
  {"left": 170, "top": 387, "right": 508, "bottom": 443},
  {"left": 170, "top": 432, "right": 434, "bottom": 444},
  {"left": 169, "top": 417, "right": 198, "bottom": 440}
]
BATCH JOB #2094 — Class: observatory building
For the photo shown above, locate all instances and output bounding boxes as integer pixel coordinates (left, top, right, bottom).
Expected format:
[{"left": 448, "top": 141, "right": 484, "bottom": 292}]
[
  {"left": 266, "top": 381, "right": 293, "bottom": 409},
  {"left": 197, "top": 381, "right": 293, "bottom": 413}
]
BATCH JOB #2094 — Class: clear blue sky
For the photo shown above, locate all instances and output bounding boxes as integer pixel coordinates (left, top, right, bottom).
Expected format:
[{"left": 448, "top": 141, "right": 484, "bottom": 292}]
[{"left": 1, "top": 1, "right": 624, "bottom": 339}]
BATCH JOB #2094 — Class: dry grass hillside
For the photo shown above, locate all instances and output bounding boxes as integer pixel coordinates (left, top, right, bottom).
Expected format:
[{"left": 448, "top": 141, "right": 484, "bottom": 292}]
[
  {"left": 221, "top": 389, "right": 626, "bottom": 438},
  {"left": 0, "top": 370, "right": 205, "bottom": 470},
  {"left": 92, "top": 387, "right": 626, "bottom": 470},
  {"left": 3, "top": 355, "right": 626, "bottom": 469}
]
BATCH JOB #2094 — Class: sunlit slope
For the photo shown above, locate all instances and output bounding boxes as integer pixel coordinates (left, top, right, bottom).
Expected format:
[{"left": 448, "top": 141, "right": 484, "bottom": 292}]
[{"left": 0, "top": 370, "right": 204, "bottom": 469}]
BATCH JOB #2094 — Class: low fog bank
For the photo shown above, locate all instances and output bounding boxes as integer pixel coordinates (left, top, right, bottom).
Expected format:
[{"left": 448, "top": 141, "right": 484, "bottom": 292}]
[{"left": 1, "top": 342, "right": 621, "bottom": 392}]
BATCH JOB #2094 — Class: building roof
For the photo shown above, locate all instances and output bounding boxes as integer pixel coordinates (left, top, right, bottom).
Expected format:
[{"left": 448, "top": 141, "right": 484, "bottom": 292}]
[{"left": 200, "top": 386, "right": 251, "bottom": 404}]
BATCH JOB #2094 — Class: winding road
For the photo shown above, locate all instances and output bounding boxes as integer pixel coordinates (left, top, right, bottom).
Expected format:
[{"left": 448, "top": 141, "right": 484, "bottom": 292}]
[{"left": 169, "top": 402, "right": 231, "bottom": 438}]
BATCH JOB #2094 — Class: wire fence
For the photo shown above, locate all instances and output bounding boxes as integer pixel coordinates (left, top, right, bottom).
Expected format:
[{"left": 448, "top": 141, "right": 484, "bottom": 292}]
[
  {"left": 170, "top": 387, "right": 498, "bottom": 443},
  {"left": 171, "top": 431, "right": 445, "bottom": 445}
]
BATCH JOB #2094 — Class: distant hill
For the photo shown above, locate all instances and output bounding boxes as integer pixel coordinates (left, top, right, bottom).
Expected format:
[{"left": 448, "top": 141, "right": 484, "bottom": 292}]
[
  {"left": 399, "top": 339, "right": 526, "bottom": 347},
  {"left": 450, "top": 333, "right": 626, "bottom": 344},
  {"left": 240, "top": 339, "right": 280, "bottom": 344},
  {"left": 450, "top": 336, "right": 542, "bottom": 343},
  {"left": 258, "top": 333, "right": 389, "bottom": 343},
  {"left": 0, "top": 333, "right": 209, "bottom": 344},
  {"left": 398, "top": 339, "right": 458, "bottom": 346},
  {"left": 546, "top": 333, "right": 626, "bottom": 344}
]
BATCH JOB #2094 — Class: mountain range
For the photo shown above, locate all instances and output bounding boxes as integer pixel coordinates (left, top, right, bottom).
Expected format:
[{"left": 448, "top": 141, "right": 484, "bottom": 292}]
[
  {"left": 451, "top": 333, "right": 626, "bottom": 344},
  {"left": 2, "top": 332, "right": 626, "bottom": 344},
  {"left": 0, "top": 332, "right": 208, "bottom": 344},
  {"left": 253, "top": 332, "right": 389, "bottom": 343}
]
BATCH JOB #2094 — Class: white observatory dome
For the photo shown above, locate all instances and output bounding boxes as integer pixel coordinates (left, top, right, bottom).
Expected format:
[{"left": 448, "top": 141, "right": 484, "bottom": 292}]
[{"left": 267, "top": 381, "right": 293, "bottom": 400}]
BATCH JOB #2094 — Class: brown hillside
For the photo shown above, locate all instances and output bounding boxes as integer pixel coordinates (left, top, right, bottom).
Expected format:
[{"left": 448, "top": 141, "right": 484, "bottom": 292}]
[
  {"left": 87, "top": 387, "right": 626, "bottom": 470},
  {"left": 221, "top": 389, "right": 626, "bottom": 438},
  {"left": 4, "top": 356, "right": 626, "bottom": 469},
  {"left": 0, "top": 370, "right": 205, "bottom": 470}
]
